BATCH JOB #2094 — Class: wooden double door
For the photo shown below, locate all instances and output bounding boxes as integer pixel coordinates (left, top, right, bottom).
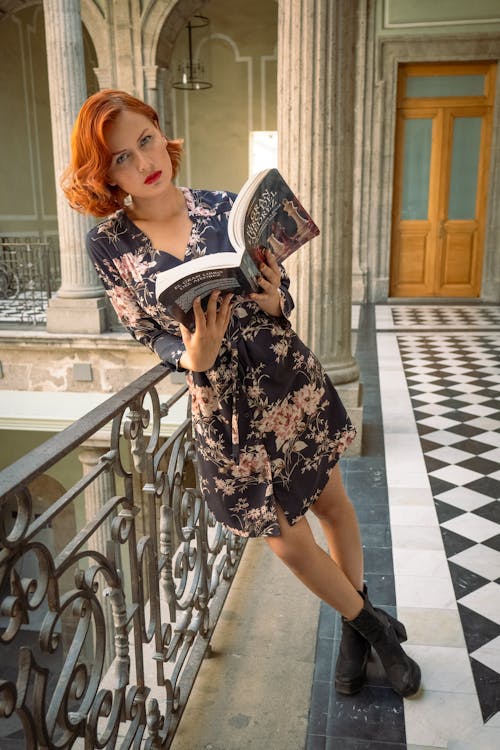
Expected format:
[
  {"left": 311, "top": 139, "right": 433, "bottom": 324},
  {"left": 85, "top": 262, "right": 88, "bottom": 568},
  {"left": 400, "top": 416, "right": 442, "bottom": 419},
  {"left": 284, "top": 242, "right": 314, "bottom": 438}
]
[{"left": 390, "top": 62, "right": 496, "bottom": 298}]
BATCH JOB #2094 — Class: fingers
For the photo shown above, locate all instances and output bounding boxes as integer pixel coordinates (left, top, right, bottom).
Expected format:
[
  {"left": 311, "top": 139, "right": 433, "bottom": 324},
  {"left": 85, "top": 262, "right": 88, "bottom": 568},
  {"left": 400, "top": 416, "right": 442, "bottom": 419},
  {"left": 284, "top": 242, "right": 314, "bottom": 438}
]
[
  {"left": 193, "top": 290, "right": 233, "bottom": 332},
  {"left": 192, "top": 295, "right": 207, "bottom": 329},
  {"left": 264, "top": 248, "right": 280, "bottom": 272},
  {"left": 205, "top": 290, "right": 221, "bottom": 327},
  {"left": 220, "top": 291, "right": 234, "bottom": 328},
  {"left": 180, "top": 291, "right": 233, "bottom": 371},
  {"left": 258, "top": 250, "right": 281, "bottom": 288}
]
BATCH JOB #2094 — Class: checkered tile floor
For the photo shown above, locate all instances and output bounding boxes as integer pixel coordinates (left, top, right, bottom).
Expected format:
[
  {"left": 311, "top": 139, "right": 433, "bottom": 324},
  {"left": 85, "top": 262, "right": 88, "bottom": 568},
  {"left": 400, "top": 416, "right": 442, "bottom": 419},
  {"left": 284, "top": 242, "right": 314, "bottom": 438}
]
[
  {"left": 393, "top": 306, "right": 500, "bottom": 329},
  {"left": 307, "top": 305, "right": 500, "bottom": 749},
  {"left": 0, "top": 293, "right": 49, "bottom": 325},
  {"left": 398, "top": 331, "right": 500, "bottom": 723},
  {"left": 376, "top": 304, "right": 500, "bottom": 331}
]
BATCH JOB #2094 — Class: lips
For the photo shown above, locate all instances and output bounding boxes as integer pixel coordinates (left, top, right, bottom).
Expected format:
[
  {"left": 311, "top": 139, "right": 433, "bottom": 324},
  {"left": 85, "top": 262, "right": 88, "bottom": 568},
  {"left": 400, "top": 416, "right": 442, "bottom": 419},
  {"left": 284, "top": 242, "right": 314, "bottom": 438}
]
[{"left": 145, "top": 170, "right": 161, "bottom": 185}]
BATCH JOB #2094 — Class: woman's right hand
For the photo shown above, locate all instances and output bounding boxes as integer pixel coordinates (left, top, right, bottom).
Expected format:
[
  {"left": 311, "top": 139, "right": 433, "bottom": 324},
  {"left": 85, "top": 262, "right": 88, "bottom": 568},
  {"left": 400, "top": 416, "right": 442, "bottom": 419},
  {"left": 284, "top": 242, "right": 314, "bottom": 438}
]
[{"left": 178, "top": 291, "right": 233, "bottom": 372}]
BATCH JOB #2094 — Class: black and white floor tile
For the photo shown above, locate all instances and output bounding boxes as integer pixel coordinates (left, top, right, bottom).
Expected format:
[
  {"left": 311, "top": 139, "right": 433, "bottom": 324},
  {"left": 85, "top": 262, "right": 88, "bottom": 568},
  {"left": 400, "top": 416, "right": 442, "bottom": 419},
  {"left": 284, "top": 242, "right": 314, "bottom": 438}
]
[
  {"left": 0, "top": 292, "right": 49, "bottom": 325},
  {"left": 307, "top": 304, "right": 500, "bottom": 749},
  {"left": 378, "top": 306, "right": 500, "bottom": 749},
  {"left": 399, "top": 333, "right": 500, "bottom": 723},
  {"left": 376, "top": 304, "right": 500, "bottom": 331}
]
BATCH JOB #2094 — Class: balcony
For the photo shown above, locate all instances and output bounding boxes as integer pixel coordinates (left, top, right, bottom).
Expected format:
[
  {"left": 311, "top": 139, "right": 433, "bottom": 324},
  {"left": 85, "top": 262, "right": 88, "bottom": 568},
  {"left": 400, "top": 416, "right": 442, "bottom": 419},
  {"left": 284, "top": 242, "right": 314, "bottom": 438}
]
[
  {"left": 0, "top": 239, "right": 61, "bottom": 327},
  {"left": 0, "top": 364, "right": 246, "bottom": 748}
]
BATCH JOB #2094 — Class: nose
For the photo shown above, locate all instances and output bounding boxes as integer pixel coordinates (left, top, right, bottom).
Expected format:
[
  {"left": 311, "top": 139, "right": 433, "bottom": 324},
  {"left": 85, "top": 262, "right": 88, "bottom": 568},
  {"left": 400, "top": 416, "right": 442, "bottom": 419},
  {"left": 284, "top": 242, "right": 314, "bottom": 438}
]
[{"left": 135, "top": 151, "right": 150, "bottom": 173}]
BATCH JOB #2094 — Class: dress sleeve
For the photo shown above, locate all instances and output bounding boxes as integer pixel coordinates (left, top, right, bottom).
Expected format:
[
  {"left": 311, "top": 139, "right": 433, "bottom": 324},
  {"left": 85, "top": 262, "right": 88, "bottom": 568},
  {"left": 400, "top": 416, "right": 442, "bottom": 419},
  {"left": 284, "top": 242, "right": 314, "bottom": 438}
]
[
  {"left": 278, "top": 262, "right": 294, "bottom": 319},
  {"left": 86, "top": 232, "right": 186, "bottom": 371}
]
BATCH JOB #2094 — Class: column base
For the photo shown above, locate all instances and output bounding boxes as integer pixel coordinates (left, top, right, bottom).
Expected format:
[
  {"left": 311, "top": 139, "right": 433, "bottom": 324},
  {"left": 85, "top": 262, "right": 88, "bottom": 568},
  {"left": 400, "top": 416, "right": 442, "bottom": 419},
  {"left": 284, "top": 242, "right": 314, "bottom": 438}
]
[
  {"left": 46, "top": 295, "right": 108, "bottom": 334},
  {"left": 324, "top": 357, "right": 360, "bottom": 385}
]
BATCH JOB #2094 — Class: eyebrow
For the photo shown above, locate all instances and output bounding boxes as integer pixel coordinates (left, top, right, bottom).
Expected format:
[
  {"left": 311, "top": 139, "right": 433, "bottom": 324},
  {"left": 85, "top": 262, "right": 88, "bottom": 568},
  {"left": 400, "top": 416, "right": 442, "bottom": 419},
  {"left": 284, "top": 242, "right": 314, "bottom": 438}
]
[{"left": 111, "top": 128, "right": 150, "bottom": 156}]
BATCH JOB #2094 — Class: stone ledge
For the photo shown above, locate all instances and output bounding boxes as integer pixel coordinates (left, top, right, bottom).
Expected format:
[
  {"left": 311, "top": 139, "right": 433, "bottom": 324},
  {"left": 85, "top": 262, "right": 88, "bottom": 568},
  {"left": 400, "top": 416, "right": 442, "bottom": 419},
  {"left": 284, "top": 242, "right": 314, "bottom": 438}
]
[{"left": 0, "top": 328, "right": 135, "bottom": 348}]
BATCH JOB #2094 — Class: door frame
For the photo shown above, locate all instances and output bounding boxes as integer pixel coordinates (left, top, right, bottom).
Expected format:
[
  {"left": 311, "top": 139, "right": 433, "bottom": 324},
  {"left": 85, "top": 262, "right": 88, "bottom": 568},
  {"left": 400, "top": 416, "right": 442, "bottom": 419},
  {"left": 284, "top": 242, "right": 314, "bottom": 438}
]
[
  {"left": 357, "top": 33, "right": 500, "bottom": 303},
  {"left": 389, "top": 63, "right": 496, "bottom": 298}
]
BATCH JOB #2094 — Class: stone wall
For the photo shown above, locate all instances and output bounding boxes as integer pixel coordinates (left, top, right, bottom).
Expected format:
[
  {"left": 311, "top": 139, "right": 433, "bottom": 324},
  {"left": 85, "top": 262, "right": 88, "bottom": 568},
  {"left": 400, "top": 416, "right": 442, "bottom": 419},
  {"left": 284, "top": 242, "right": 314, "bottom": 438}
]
[{"left": 0, "top": 331, "right": 181, "bottom": 396}]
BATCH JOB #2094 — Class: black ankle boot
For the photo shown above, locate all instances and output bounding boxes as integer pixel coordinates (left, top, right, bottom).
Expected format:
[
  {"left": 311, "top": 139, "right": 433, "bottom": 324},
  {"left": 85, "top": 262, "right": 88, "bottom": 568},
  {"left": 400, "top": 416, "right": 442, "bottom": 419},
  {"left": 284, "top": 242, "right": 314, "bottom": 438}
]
[
  {"left": 347, "top": 594, "right": 421, "bottom": 698},
  {"left": 335, "top": 617, "right": 371, "bottom": 694},
  {"left": 335, "top": 584, "right": 405, "bottom": 694}
]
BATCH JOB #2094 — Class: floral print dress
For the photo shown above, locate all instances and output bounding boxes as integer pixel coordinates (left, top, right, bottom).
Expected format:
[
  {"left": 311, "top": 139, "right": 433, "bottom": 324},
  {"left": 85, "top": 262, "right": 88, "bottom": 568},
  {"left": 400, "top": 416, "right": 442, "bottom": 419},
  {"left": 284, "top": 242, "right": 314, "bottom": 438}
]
[{"left": 87, "top": 188, "right": 356, "bottom": 537}]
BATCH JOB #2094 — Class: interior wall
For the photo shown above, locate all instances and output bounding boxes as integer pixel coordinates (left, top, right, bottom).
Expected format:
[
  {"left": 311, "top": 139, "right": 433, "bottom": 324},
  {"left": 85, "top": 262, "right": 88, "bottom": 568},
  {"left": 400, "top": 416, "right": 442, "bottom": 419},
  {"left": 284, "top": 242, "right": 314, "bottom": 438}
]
[
  {"left": 0, "top": 3, "right": 98, "bottom": 240},
  {"left": 0, "top": 5, "right": 55, "bottom": 239},
  {"left": 170, "top": 0, "right": 278, "bottom": 193},
  {"left": 0, "top": 428, "right": 81, "bottom": 496}
]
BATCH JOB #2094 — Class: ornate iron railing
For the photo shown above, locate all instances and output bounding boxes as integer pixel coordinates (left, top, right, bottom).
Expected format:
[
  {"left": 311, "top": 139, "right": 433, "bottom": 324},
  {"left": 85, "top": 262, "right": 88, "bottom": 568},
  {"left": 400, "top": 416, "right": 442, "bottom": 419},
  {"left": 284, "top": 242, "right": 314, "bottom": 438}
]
[
  {"left": 0, "top": 238, "right": 61, "bottom": 325},
  {"left": 0, "top": 364, "right": 246, "bottom": 748}
]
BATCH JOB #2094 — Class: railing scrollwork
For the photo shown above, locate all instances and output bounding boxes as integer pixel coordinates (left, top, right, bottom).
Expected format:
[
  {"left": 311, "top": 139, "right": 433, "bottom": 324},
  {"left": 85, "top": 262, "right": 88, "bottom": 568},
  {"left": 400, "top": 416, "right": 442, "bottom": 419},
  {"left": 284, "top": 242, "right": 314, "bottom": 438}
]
[{"left": 0, "top": 364, "right": 246, "bottom": 748}]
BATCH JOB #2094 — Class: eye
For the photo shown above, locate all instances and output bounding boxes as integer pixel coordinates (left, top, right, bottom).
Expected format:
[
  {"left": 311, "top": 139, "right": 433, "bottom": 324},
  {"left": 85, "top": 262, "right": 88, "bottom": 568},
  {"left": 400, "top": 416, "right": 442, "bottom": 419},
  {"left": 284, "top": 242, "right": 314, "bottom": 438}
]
[
  {"left": 140, "top": 134, "right": 153, "bottom": 147},
  {"left": 115, "top": 152, "right": 128, "bottom": 165}
]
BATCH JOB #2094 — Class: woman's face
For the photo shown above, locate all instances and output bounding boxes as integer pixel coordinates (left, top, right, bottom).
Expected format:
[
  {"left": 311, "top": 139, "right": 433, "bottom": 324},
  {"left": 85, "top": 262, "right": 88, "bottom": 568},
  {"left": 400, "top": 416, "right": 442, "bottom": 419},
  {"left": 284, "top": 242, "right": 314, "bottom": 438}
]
[{"left": 105, "top": 109, "right": 173, "bottom": 200}]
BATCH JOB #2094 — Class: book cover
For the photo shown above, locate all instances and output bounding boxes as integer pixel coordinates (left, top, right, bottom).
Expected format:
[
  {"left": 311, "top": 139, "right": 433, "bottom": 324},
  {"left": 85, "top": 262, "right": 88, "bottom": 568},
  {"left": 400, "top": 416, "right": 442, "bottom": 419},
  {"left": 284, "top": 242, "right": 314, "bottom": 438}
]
[
  {"left": 228, "top": 168, "right": 320, "bottom": 264},
  {"left": 156, "top": 251, "right": 259, "bottom": 331},
  {"left": 156, "top": 169, "right": 319, "bottom": 330}
]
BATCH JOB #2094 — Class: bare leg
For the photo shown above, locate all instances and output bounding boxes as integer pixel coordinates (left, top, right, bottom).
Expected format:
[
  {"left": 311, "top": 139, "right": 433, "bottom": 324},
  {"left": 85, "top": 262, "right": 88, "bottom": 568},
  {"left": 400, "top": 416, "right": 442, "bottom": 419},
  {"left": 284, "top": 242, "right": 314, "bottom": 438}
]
[
  {"left": 309, "top": 463, "right": 364, "bottom": 592},
  {"left": 265, "top": 503, "right": 363, "bottom": 621}
]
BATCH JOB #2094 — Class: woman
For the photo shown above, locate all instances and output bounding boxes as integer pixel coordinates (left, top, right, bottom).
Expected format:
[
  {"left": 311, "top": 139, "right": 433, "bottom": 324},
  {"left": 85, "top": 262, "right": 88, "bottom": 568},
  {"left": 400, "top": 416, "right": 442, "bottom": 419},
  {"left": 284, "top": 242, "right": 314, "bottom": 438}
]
[{"left": 63, "top": 89, "right": 421, "bottom": 699}]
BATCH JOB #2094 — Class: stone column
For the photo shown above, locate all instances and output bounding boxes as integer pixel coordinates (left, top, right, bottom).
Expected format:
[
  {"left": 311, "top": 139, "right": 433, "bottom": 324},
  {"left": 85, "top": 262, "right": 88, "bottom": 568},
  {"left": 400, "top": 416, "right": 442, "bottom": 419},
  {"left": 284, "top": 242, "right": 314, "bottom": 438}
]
[
  {"left": 43, "top": 0, "right": 107, "bottom": 333},
  {"left": 278, "top": 0, "right": 359, "bottom": 384},
  {"left": 277, "top": 0, "right": 362, "bottom": 452},
  {"left": 278, "top": 0, "right": 362, "bottom": 453},
  {"left": 78, "top": 446, "right": 117, "bottom": 669}
]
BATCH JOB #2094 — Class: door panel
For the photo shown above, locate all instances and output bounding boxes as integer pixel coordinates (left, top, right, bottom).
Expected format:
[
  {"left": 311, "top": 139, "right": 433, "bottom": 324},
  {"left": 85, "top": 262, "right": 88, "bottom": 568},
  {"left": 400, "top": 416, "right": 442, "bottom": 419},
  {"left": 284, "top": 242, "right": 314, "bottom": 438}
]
[
  {"left": 400, "top": 118, "right": 433, "bottom": 220},
  {"left": 398, "top": 225, "right": 432, "bottom": 286},
  {"left": 390, "top": 62, "right": 496, "bottom": 298},
  {"left": 447, "top": 116, "right": 482, "bottom": 220},
  {"left": 391, "top": 108, "right": 441, "bottom": 297},
  {"left": 440, "top": 225, "right": 477, "bottom": 288}
]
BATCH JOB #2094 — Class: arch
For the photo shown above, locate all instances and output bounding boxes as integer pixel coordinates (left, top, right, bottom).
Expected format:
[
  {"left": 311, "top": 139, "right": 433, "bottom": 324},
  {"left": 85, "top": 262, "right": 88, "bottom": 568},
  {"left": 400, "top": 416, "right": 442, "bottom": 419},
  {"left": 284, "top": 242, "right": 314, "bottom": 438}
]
[
  {"left": 81, "top": 0, "right": 112, "bottom": 87},
  {"left": 141, "top": 0, "right": 207, "bottom": 72},
  {"left": 0, "top": 0, "right": 39, "bottom": 18}
]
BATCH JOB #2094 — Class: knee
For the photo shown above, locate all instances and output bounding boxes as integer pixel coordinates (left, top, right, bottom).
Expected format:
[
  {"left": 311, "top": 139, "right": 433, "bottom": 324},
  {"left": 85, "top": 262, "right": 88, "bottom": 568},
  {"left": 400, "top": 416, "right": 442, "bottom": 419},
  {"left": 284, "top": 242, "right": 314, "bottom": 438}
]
[
  {"left": 312, "top": 493, "right": 355, "bottom": 525},
  {"left": 266, "top": 533, "right": 304, "bottom": 570}
]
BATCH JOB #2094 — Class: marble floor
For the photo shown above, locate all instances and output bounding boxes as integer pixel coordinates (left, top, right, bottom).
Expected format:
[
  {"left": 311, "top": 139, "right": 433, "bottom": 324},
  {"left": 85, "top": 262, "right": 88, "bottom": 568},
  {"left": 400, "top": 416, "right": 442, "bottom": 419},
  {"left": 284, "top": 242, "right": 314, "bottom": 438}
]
[{"left": 306, "top": 303, "right": 500, "bottom": 750}]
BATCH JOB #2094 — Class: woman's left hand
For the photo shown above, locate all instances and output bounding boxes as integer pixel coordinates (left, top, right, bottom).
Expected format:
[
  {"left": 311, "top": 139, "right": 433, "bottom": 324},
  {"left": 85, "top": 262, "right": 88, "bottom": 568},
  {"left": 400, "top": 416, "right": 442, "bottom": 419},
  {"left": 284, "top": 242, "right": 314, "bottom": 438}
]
[{"left": 249, "top": 249, "right": 282, "bottom": 317}]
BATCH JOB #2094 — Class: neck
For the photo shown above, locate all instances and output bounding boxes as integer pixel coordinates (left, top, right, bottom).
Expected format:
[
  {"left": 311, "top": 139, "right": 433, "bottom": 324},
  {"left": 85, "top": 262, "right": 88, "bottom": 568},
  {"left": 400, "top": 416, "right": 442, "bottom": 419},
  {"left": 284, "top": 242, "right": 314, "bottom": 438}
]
[{"left": 127, "top": 182, "right": 184, "bottom": 223}]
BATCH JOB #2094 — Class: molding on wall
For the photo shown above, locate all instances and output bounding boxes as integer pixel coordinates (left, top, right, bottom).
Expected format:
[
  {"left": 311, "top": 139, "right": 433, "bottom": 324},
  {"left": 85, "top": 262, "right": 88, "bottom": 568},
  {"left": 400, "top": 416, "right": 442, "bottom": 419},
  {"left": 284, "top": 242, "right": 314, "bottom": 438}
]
[
  {"left": 209, "top": 32, "right": 253, "bottom": 133},
  {"left": 260, "top": 53, "right": 277, "bottom": 130},
  {"left": 383, "top": 0, "right": 500, "bottom": 29}
]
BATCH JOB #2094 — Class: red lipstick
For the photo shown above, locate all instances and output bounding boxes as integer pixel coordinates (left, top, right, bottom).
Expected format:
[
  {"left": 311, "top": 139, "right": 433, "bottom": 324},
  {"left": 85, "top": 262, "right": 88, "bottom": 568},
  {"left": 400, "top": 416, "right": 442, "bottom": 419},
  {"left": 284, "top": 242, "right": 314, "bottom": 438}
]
[{"left": 145, "top": 170, "right": 161, "bottom": 185}]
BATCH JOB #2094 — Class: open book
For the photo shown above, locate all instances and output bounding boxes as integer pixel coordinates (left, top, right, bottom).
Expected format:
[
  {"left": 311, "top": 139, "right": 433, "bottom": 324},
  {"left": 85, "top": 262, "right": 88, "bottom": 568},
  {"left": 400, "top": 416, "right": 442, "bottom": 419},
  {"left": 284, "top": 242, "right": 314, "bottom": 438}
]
[{"left": 155, "top": 168, "right": 320, "bottom": 330}]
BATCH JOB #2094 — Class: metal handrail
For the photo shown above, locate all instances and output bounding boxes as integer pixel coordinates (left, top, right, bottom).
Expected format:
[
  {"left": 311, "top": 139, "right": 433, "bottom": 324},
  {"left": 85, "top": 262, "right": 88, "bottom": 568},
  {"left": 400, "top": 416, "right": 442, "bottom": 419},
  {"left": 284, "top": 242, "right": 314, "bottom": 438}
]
[
  {"left": 0, "top": 363, "right": 246, "bottom": 748},
  {"left": 0, "top": 238, "right": 61, "bottom": 325}
]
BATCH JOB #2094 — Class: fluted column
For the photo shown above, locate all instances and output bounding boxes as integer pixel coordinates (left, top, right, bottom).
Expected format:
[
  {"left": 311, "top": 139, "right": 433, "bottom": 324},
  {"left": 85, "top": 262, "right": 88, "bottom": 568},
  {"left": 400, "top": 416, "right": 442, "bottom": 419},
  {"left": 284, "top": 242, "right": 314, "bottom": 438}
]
[
  {"left": 278, "top": 0, "right": 359, "bottom": 384},
  {"left": 43, "top": 0, "right": 107, "bottom": 333}
]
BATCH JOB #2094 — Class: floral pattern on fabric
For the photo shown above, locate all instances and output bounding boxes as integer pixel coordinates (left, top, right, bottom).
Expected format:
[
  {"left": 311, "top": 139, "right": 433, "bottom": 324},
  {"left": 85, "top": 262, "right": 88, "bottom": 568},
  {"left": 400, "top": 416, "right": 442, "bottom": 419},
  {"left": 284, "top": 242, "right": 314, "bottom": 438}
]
[{"left": 86, "top": 188, "right": 356, "bottom": 537}]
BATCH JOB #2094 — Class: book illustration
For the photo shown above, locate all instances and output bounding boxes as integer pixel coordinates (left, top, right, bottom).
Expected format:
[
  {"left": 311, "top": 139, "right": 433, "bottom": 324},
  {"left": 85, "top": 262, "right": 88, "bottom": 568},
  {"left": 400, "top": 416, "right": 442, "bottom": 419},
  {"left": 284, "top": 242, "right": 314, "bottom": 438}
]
[
  {"left": 156, "top": 169, "right": 319, "bottom": 330},
  {"left": 237, "top": 169, "right": 320, "bottom": 264},
  {"left": 264, "top": 196, "right": 319, "bottom": 262}
]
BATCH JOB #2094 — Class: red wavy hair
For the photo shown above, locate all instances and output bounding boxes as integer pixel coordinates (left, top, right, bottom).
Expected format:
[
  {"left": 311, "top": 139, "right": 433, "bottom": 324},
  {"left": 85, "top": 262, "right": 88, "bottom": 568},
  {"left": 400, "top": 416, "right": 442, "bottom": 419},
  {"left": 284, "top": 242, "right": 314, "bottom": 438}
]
[{"left": 62, "top": 89, "right": 183, "bottom": 218}]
